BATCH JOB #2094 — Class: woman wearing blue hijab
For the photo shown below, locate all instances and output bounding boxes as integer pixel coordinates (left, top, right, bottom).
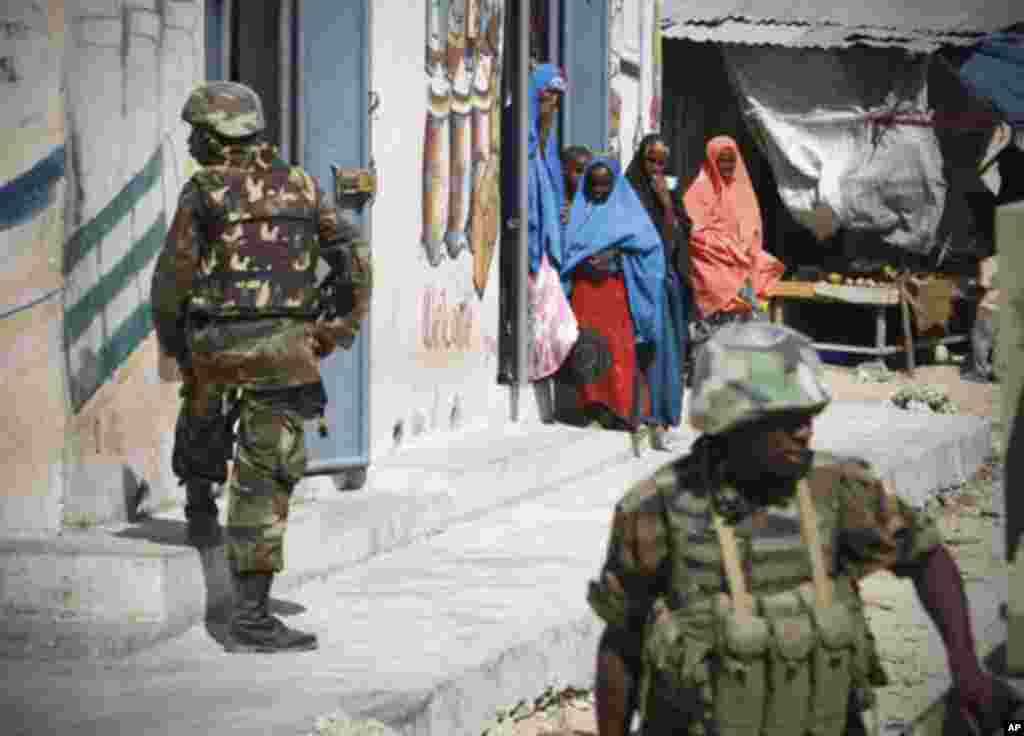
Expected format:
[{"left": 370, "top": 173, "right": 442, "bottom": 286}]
[
  {"left": 526, "top": 64, "right": 579, "bottom": 423},
  {"left": 562, "top": 157, "right": 667, "bottom": 456}
]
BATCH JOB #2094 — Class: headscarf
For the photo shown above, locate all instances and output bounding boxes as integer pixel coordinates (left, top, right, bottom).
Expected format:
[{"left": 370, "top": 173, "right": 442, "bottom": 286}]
[
  {"left": 625, "top": 133, "right": 672, "bottom": 236},
  {"left": 683, "top": 135, "right": 783, "bottom": 318},
  {"left": 563, "top": 157, "right": 666, "bottom": 344},
  {"left": 527, "top": 64, "right": 567, "bottom": 274}
]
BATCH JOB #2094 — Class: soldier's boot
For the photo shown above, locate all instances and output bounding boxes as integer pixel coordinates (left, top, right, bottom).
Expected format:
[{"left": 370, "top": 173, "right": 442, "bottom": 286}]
[
  {"left": 184, "top": 480, "right": 218, "bottom": 520},
  {"left": 227, "top": 572, "right": 318, "bottom": 653}
]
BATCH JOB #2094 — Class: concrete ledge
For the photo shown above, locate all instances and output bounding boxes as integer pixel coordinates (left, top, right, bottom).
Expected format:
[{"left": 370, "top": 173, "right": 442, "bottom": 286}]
[
  {"left": 396, "top": 615, "right": 600, "bottom": 736},
  {"left": 813, "top": 401, "right": 993, "bottom": 508},
  {"left": 0, "top": 423, "right": 647, "bottom": 659},
  {"left": 0, "top": 531, "right": 227, "bottom": 659},
  {"left": 0, "top": 402, "right": 993, "bottom": 662}
]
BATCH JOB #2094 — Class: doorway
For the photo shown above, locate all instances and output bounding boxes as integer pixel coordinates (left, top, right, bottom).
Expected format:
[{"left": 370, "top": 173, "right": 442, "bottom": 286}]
[{"left": 204, "top": 0, "right": 373, "bottom": 486}]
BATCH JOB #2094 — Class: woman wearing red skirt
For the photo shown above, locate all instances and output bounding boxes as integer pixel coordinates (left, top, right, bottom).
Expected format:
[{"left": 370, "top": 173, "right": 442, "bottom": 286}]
[{"left": 562, "top": 158, "right": 666, "bottom": 456}]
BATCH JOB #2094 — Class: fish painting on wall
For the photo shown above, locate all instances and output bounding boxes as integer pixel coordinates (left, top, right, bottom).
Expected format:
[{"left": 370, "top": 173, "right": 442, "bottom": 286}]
[{"left": 422, "top": 0, "right": 504, "bottom": 299}]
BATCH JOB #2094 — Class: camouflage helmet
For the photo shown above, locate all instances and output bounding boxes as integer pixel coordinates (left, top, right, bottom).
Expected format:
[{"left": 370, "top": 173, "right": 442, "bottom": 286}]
[
  {"left": 181, "top": 81, "right": 266, "bottom": 139},
  {"left": 688, "top": 322, "right": 831, "bottom": 436}
]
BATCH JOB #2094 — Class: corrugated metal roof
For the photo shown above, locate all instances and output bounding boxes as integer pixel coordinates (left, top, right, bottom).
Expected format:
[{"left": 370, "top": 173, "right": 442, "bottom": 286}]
[
  {"left": 662, "top": 0, "right": 1020, "bottom": 49},
  {"left": 661, "top": 20, "right": 968, "bottom": 51},
  {"left": 663, "top": 0, "right": 1020, "bottom": 34}
]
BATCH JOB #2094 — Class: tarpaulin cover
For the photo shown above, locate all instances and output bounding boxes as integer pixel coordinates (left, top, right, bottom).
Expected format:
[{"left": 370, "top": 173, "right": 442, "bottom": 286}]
[
  {"left": 723, "top": 45, "right": 948, "bottom": 255},
  {"left": 960, "top": 33, "right": 1024, "bottom": 131}
]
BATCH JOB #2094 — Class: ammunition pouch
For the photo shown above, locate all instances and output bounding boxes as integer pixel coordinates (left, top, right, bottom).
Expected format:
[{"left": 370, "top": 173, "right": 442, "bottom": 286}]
[
  {"left": 332, "top": 164, "right": 377, "bottom": 212},
  {"left": 319, "top": 263, "right": 356, "bottom": 323},
  {"left": 172, "top": 386, "right": 241, "bottom": 486},
  {"left": 713, "top": 594, "right": 772, "bottom": 735},
  {"left": 799, "top": 587, "right": 857, "bottom": 735},
  {"left": 643, "top": 582, "right": 867, "bottom": 736},
  {"left": 760, "top": 589, "right": 817, "bottom": 736}
]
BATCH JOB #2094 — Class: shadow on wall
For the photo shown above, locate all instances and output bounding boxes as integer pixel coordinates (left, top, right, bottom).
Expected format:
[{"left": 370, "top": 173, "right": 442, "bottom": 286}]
[
  {"left": 62, "top": 455, "right": 148, "bottom": 528},
  {"left": 69, "top": 344, "right": 101, "bottom": 411}
]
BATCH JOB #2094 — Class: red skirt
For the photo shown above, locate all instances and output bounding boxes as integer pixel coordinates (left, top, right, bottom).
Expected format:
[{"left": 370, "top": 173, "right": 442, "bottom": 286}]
[{"left": 570, "top": 272, "right": 648, "bottom": 427}]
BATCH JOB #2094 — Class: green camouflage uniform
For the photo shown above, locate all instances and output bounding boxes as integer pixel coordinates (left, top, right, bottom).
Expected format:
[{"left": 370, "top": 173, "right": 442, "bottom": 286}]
[
  {"left": 587, "top": 323, "right": 944, "bottom": 735},
  {"left": 151, "top": 82, "right": 372, "bottom": 573}
]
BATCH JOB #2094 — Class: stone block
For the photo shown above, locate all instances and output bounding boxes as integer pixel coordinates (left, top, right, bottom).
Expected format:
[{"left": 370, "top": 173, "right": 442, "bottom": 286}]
[
  {"left": 63, "top": 457, "right": 140, "bottom": 527},
  {"left": 0, "top": 531, "right": 215, "bottom": 658}
]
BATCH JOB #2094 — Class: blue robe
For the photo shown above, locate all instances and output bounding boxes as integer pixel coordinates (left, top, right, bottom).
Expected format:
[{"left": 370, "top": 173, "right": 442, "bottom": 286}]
[
  {"left": 527, "top": 64, "right": 565, "bottom": 276},
  {"left": 645, "top": 268, "right": 687, "bottom": 427},
  {"left": 562, "top": 158, "right": 666, "bottom": 351}
]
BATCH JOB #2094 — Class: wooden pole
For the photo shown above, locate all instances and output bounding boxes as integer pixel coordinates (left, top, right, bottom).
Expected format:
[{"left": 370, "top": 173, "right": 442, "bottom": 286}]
[
  {"left": 712, "top": 514, "right": 755, "bottom": 618},
  {"left": 797, "top": 479, "right": 833, "bottom": 609},
  {"left": 899, "top": 277, "right": 916, "bottom": 377}
]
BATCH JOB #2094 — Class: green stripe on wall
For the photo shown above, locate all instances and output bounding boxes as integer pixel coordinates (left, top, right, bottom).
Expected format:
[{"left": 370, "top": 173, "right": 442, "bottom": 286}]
[
  {"left": 63, "top": 147, "right": 164, "bottom": 276},
  {"left": 72, "top": 299, "right": 154, "bottom": 411},
  {"left": 102, "top": 299, "right": 153, "bottom": 384},
  {"left": 64, "top": 213, "right": 167, "bottom": 346}
]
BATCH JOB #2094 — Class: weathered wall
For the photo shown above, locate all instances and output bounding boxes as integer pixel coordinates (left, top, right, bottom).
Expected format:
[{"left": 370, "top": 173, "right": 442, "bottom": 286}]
[
  {"left": 1, "top": 0, "right": 650, "bottom": 529},
  {"left": 60, "top": 0, "right": 202, "bottom": 528},
  {"left": 0, "top": 0, "right": 202, "bottom": 534},
  {"left": 0, "top": 0, "right": 68, "bottom": 533},
  {"left": 363, "top": 0, "right": 508, "bottom": 460}
]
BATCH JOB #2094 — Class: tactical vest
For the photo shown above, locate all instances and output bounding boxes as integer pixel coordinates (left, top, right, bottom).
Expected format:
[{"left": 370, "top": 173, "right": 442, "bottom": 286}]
[
  {"left": 640, "top": 468, "right": 881, "bottom": 736},
  {"left": 189, "top": 158, "right": 321, "bottom": 320}
]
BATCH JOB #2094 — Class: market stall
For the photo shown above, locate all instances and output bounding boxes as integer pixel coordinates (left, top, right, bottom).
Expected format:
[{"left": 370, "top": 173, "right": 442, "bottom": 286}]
[
  {"left": 657, "top": 18, "right": 1013, "bottom": 374},
  {"left": 767, "top": 273, "right": 968, "bottom": 377}
]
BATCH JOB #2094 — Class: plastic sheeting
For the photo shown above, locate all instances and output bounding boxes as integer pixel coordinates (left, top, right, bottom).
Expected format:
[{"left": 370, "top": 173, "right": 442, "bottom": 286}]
[
  {"left": 960, "top": 33, "right": 1024, "bottom": 131},
  {"left": 723, "top": 45, "right": 948, "bottom": 255}
]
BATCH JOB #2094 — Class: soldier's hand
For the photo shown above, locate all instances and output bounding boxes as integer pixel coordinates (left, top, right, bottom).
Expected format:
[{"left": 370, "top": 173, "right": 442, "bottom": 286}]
[{"left": 312, "top": 328, "right": 338, "bottom": 359}]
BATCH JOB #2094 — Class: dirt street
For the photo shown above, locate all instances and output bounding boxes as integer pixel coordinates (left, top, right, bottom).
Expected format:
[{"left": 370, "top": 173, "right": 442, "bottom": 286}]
[{"left": 484, "top": 363, "right": 1002, "bottom": 736}]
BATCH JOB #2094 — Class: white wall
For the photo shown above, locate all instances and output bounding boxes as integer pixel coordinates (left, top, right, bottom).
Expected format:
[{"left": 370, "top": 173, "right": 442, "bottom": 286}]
[
  {"left": 365, "top": 0, "right": 510, "bottom": 461},
  {"left": 361, "top": 0, "right": 648, "bottom": 460}
]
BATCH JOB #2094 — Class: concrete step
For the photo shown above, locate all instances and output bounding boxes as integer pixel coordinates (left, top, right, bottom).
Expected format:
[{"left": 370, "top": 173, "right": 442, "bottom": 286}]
[
  {"left": 0, "top": 402, "right": 995, "bottom": 736},
  {"left": 0, "top": 419, "right": 669, "bottom": 660}
]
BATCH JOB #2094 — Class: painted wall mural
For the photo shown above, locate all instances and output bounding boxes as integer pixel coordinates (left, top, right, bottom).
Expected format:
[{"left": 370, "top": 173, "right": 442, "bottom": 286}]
[
  {"left": 422, "top": 0, "right": 505, "bottom": 299},
  {"left": 1, "top": 2, "right": 67, "bottom": 319}
]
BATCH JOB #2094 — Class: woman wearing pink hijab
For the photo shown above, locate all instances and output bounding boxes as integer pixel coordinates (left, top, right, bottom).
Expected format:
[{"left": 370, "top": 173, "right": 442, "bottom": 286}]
[{"left": 683, "top": 135, "right": 785, "bottom": 359}]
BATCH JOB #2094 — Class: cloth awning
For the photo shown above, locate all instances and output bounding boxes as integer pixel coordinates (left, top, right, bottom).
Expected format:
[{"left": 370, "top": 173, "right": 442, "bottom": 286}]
[{"left": 723, "top": 45, "right": 950, "bottom": 254}]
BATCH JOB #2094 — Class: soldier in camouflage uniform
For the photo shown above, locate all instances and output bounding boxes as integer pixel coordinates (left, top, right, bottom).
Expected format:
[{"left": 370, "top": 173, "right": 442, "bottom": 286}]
[
  {"left": 151, "top": 81, "right": 372, "bottom": 653},
  {"left": 588, "top": 322, "right": 1021, "bottom": 735}
]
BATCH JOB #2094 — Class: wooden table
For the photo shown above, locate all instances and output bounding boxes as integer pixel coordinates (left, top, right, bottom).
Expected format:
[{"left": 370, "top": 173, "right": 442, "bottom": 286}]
[{"left": 767, "top": 281, "right": 968, "bottom": 377}]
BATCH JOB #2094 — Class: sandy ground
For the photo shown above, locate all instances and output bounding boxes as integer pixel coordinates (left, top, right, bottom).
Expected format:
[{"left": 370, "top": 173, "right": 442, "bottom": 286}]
[{"left": 484, "top": 362, "right": 1002, "bottom": 736}]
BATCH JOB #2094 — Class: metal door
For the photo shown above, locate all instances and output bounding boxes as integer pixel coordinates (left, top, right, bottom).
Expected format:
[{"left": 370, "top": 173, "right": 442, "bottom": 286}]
[
  {"left": 202, "top": 0, "right": 371, "bottom": 484},
  {"left": 297, "top": 0, "right": 373, "bottom": 485},
  {"left": 561, "top": 0, "right": 610, "bottom": 154},
  {"left": 204, "top": 0, "right": 229, "bottom": 82}
]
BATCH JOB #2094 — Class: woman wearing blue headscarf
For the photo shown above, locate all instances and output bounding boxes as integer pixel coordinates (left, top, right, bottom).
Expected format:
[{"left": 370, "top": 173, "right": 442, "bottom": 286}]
[
  {"left": 562, "top": 157, "right": 667, "bottom": 456},
  {"left": 526, "top": 63, "right": 579, "bottom": 423}
]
